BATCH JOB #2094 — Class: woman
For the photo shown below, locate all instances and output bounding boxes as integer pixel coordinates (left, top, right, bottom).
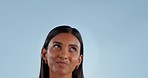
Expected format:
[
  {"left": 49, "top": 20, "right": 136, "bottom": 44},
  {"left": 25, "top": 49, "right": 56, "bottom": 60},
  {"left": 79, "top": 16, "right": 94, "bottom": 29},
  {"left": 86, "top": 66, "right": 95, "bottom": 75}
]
[{"left": 39, "top": 25, "right": 84, "bottom": 78}]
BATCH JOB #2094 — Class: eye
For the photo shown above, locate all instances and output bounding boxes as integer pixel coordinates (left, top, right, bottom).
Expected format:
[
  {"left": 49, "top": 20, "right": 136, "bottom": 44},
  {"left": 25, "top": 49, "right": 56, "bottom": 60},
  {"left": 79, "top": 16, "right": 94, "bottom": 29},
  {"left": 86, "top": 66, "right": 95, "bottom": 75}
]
[
  {"left": 53, "top": 44, "right": 61, "bottom": 49},
  {"left": 70, "top": 47, "right": 77, "bottom": 52}
]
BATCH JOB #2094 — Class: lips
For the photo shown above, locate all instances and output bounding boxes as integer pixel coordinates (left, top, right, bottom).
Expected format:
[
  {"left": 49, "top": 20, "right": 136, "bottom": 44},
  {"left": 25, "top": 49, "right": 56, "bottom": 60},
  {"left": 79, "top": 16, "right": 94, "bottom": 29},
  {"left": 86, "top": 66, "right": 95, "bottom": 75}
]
[
  {"left": 56, "top": 61, "right": 69, "bottom": 65},
  {"left": 56, "top": 59, "right": 69, "bottom": 66}
]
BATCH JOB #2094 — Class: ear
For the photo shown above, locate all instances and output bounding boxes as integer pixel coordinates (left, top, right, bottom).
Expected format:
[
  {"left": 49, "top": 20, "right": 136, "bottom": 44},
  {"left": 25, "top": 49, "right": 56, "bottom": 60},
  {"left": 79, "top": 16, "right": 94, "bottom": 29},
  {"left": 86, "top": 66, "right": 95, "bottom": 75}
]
[
  {"left": 77, "top": 55, "right": 83, "bottom": 66},
  {"left": 41, "top": 48, "right": 47, "bottom": 61}
]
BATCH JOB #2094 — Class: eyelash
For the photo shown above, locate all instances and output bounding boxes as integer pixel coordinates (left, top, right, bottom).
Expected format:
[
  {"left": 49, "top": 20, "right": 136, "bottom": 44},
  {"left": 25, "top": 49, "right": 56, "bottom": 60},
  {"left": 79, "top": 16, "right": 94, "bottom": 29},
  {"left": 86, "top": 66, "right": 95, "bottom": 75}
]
[
  {"left": 53, "top": 44, "right": 77, "bottom": 52},
  {"left": 53, "top": 44, "right": 61, "bottom": 49},
  {"left": 70, "top": 47, "right": 77, "bottom": 52}
]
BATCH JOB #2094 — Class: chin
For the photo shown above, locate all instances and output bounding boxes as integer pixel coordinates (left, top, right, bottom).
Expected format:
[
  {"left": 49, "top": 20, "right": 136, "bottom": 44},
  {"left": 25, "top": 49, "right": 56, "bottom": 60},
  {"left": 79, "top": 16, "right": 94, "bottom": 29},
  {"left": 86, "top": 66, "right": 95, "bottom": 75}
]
[
  {"left": 55, "top": 70, "right": 70, "bottom": 75},
  {"left": 53, "top": 68, "right": 71, "bottom": 75}
]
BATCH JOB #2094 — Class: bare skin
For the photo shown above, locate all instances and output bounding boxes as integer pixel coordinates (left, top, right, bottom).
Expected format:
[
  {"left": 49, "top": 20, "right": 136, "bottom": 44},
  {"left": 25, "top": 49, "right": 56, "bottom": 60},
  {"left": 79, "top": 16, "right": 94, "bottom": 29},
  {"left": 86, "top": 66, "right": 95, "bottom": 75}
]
[{"left": 42, "top": 33, "right": 82, "bottom": 78}]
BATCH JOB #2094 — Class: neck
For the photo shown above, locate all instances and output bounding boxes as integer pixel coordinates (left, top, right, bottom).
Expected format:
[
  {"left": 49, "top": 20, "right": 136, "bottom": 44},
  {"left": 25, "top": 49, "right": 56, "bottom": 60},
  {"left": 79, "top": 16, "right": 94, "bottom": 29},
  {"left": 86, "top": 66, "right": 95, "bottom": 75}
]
[{"left": 50, "top": 71, "right": 72, "bottom": 78}]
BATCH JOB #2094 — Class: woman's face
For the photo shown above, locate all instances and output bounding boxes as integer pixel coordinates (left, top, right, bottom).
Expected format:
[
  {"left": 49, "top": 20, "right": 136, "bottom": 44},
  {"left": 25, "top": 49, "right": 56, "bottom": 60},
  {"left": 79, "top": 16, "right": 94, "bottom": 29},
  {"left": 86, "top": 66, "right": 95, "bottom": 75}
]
[{"left": 43, "top": 33, "right": 82, "bottom": 75}]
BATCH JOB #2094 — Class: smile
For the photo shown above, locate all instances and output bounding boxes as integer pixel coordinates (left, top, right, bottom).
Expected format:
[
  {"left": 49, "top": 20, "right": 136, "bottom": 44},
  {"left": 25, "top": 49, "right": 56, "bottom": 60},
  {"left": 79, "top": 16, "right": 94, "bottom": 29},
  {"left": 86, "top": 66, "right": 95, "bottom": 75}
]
[{"left": 56, "top": 61, "right": 69, "bottom": 65}]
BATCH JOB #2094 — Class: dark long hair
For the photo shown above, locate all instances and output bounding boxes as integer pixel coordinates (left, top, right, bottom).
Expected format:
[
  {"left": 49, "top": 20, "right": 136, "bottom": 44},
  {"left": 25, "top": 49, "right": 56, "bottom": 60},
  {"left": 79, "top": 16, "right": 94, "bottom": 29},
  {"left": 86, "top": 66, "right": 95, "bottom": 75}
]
[{"left": 39, "top": 25, "right": 84, "bottom": 78}]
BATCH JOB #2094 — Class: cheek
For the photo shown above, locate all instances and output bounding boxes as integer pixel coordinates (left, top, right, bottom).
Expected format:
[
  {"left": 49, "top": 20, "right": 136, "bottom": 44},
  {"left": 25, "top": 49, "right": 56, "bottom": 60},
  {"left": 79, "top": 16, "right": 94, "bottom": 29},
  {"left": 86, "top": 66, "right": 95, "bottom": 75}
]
[
  {"left": 67, "top": 56, "right": 80, "bottom": 72},
  {"left": 46, "top": 50, "right": 57, "bottom": 68},
  {"left": 70, "top": 53, "right": 80, "bottom": 62},
  {"left": 70, "top": 56, "right": 80, "bottom": 66}
]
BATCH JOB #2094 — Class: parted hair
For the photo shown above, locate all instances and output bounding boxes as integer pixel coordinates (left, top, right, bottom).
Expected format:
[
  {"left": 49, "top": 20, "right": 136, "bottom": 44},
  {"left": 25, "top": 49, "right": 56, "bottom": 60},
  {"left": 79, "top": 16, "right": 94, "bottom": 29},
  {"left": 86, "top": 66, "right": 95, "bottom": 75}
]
[{"left": 39, "top": 25, "right": 84, "bottom": 78}]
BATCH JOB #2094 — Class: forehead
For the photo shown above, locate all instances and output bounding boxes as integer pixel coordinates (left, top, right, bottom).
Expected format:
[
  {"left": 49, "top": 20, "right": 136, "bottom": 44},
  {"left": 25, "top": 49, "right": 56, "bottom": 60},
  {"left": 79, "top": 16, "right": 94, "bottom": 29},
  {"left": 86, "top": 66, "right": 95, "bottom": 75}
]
[{"left": 49, "top": 33, "right": 80, "bottom": 46}]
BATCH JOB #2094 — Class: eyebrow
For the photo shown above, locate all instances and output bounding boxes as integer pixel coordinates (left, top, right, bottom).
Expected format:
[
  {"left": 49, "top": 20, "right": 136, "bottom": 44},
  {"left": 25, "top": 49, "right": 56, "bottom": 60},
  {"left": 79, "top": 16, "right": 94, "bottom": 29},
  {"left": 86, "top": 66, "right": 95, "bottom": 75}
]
[
  {"left": 53, "top": 41, "right": 78, "bottom": 48},
  {"left": 69, "top": 44, "right": 78, "bottom": 48},
  {"left": 53, "top": 41, "right": 62, "bottom": 45}
]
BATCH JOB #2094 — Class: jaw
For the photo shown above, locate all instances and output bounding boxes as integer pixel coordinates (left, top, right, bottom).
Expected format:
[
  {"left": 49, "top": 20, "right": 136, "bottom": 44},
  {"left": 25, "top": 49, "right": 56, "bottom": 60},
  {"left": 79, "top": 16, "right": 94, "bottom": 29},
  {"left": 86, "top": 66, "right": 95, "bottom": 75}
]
[{"left": 50, "top": 67, "right": 72, "bottom": 78}]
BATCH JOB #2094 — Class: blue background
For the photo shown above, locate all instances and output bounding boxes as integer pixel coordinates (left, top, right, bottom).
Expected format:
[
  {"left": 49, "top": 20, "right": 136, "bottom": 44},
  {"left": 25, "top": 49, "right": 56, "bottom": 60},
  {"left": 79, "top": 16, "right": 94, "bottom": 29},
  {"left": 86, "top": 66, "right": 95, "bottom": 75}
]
[{"left": 0, "top": 0, "right": 148, "bottom": 78}]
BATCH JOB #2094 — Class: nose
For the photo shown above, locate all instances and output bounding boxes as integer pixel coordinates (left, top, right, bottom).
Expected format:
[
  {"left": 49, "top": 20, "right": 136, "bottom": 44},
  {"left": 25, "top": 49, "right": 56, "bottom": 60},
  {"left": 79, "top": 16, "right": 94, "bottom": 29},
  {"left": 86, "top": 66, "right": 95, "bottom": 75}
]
[{"left": 59, "top": 49, "right": 68, "bottom": 59}]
